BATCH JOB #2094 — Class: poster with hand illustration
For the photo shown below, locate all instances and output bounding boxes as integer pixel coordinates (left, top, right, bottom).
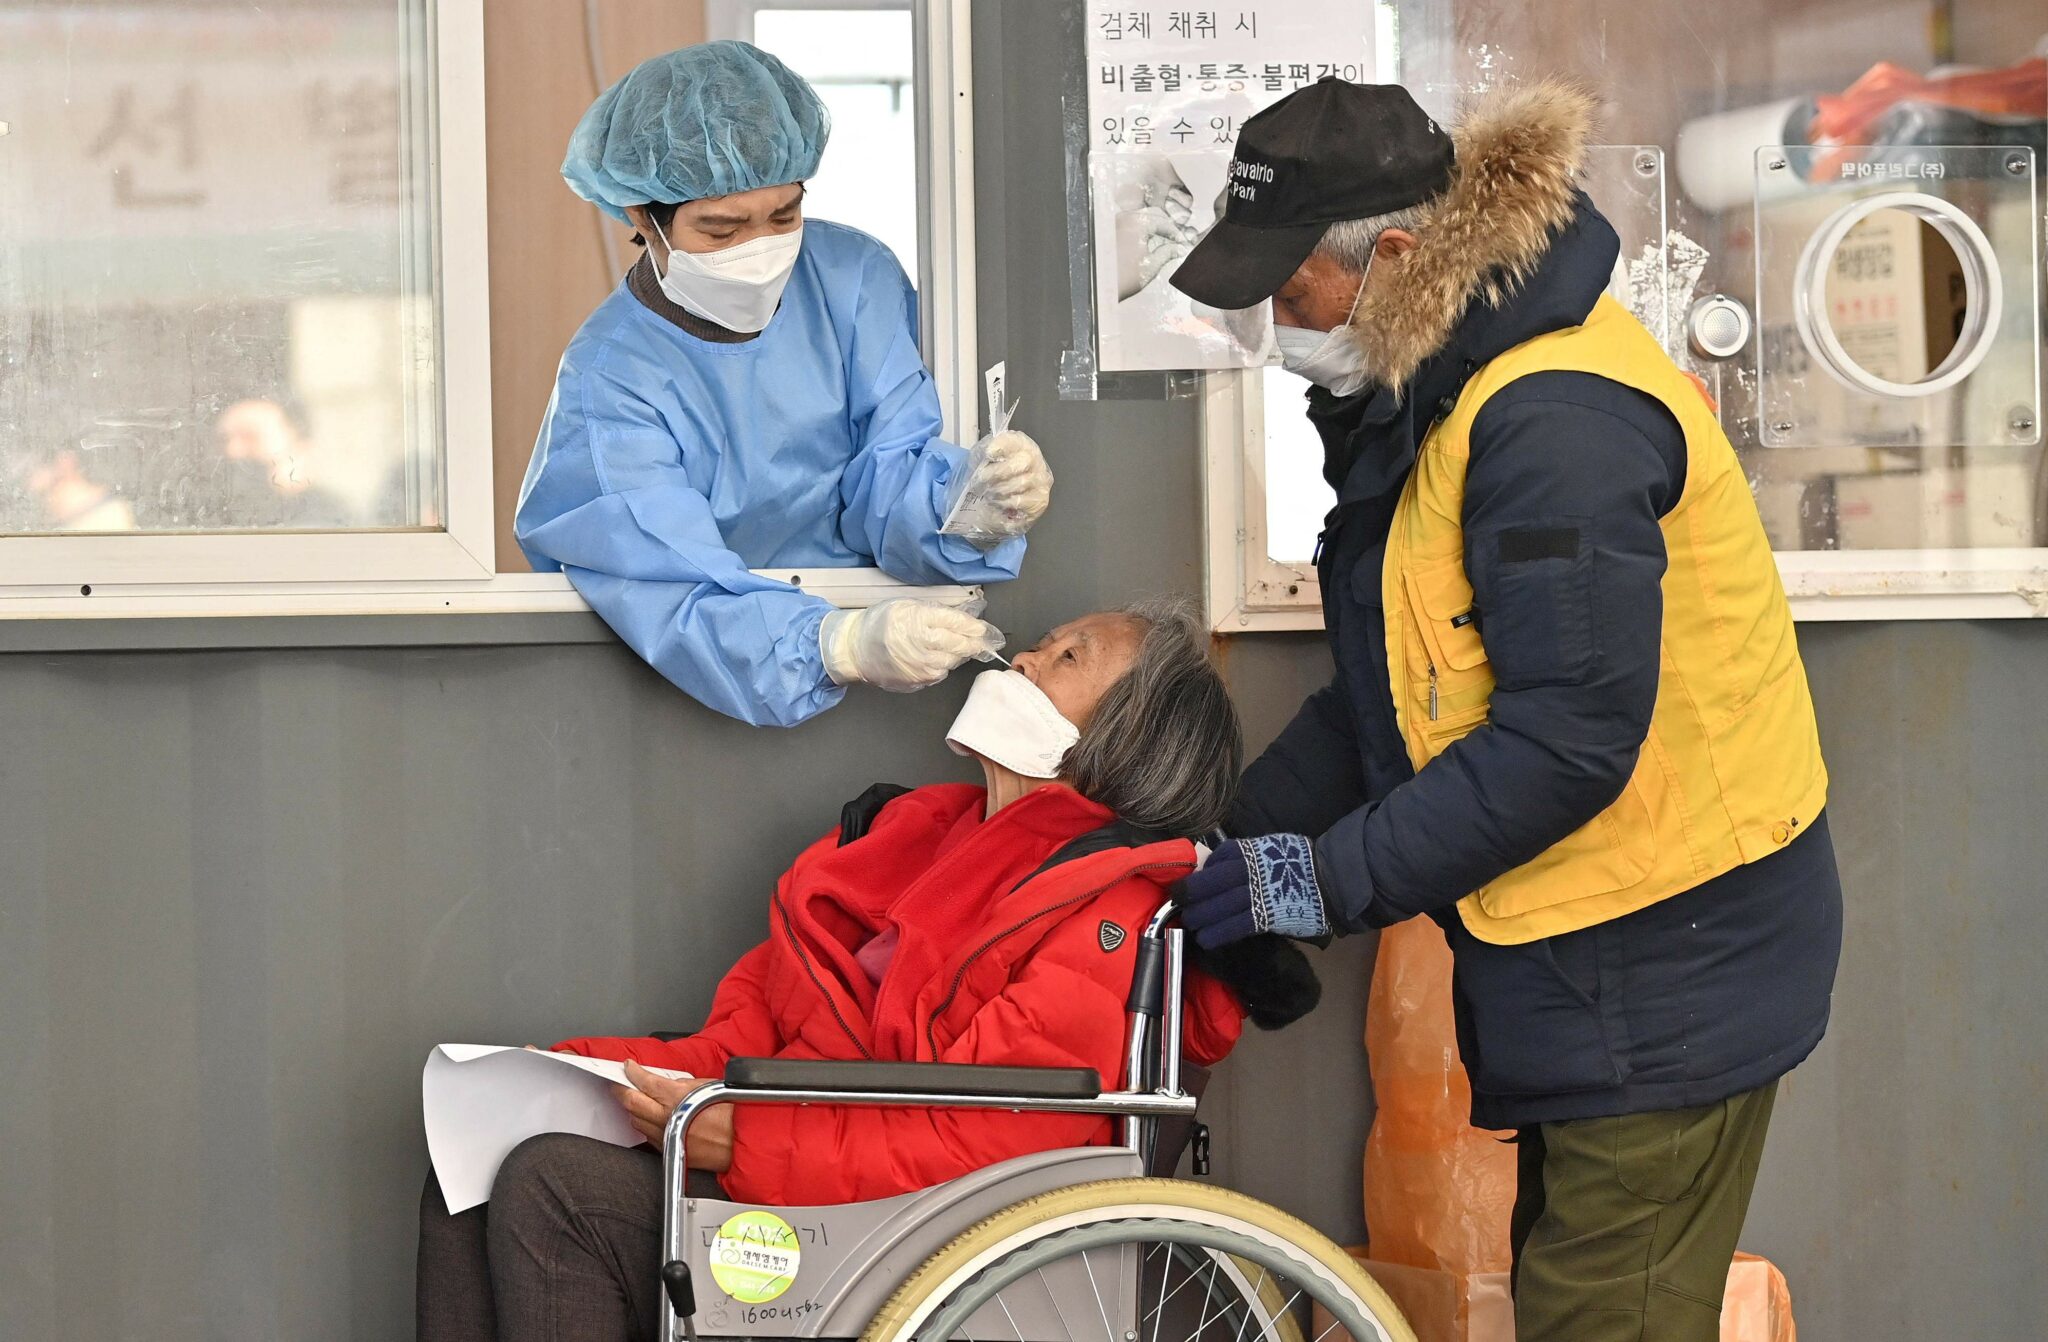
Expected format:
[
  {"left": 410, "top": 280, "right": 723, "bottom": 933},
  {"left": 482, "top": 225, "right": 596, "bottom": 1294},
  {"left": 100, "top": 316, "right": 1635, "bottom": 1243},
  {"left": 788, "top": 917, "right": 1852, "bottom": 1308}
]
[{"left": 1086, "top": 4, "right": 1373, "bottom": 370}]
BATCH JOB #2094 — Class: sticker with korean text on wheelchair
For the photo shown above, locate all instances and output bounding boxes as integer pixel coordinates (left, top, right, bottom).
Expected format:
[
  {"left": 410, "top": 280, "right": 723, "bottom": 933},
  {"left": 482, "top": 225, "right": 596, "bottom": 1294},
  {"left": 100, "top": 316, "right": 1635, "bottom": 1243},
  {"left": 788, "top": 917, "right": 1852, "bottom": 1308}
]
[{"left": 710, "top": 1210, "right": 802, "bottom": 1304}]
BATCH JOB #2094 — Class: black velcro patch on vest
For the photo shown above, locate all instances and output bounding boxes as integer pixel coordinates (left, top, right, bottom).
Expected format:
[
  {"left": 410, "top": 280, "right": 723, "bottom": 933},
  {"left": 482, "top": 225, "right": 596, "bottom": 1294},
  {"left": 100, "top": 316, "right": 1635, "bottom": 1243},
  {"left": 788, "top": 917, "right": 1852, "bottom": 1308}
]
[{"left": 1497, "top": 526, "right": 1581, "bottom": 563}]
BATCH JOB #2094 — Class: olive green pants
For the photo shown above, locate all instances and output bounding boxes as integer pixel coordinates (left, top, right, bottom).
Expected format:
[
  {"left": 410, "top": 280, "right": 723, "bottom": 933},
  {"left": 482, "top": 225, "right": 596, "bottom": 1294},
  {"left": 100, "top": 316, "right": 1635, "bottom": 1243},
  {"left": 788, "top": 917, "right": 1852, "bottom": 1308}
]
[{"left": 1509, "top": 1082, "right": 1778, "bottom": 1342}]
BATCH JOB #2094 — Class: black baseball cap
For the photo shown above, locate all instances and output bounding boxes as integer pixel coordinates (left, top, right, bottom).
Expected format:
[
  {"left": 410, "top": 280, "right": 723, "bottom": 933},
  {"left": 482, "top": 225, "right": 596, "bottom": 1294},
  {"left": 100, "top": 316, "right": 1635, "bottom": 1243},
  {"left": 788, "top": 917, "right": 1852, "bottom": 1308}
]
[{"left": 1171, "top": 79, "right": 1455, "bottom": 311}]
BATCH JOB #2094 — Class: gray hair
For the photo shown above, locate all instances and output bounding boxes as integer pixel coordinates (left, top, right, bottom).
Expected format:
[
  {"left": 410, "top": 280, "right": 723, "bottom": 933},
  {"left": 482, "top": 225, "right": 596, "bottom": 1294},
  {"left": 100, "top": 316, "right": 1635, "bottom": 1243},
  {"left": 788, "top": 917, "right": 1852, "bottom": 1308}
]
[
  {"left": 1312, "top": 200, "right": 1434, "bottom": 274},
  {"left": 1064, "top": 598, "right": 1243, "bottom": 838}
]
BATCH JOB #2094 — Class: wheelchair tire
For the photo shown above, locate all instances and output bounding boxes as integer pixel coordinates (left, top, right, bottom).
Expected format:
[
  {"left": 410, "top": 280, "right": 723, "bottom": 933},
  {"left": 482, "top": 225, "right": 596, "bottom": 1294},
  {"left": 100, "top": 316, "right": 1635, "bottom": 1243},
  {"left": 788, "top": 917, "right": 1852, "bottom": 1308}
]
[{"left": 859, "top": 1177, "right": 1417, "bottom": 1342}]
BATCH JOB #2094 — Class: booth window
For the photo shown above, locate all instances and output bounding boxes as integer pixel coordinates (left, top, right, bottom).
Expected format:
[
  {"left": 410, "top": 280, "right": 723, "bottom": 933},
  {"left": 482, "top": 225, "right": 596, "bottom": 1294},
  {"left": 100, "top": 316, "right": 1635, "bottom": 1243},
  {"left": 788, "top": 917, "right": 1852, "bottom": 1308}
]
[
  {"left": 0, "top": 0, "right": 493, "bottom": 611},
  {"left": 0, "top": 0, "right": 980, "bottom": 621},
  {"left": 707, "top": 0, "right": 982, "bottom": 479},
  {"left": 711, "top": 1, "right": 920, "bottom": 279},
  {"left": 1206, "top": 0, "right": 2048, "bottom": 628},
  {"left": 0, "top": 11, "right": 436, "bottom": 537}
]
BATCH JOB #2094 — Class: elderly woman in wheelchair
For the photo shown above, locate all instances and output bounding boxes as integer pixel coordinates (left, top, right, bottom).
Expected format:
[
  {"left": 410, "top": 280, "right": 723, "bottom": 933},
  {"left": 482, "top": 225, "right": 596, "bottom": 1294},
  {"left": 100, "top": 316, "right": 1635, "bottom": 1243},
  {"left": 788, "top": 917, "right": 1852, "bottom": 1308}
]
[{"left": 419, "top": 601, "right": 1412, "bottom": 1342}]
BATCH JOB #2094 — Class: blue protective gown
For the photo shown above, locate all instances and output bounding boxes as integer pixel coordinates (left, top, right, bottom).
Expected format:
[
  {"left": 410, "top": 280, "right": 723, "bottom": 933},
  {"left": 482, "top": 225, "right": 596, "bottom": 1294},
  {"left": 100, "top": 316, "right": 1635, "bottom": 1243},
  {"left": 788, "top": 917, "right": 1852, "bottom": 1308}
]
[{"left": 516, "top": 221, "right": 1025, "bottom": 727}]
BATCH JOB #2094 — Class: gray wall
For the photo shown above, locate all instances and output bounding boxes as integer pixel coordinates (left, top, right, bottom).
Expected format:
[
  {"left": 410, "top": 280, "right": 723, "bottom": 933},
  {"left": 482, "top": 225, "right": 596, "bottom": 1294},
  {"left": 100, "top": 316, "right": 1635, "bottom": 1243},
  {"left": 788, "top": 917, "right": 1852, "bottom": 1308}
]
[{"left": 0, "top": 3, "right": 2042, "bottom": 1338}]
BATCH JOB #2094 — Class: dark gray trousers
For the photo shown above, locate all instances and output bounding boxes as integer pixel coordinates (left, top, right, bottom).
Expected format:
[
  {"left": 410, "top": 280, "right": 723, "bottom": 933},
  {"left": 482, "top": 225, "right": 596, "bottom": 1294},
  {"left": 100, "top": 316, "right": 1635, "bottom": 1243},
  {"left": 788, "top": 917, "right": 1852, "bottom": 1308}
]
[{"left": 417, "top": 1132, "right": 719, "bottom": 1342}]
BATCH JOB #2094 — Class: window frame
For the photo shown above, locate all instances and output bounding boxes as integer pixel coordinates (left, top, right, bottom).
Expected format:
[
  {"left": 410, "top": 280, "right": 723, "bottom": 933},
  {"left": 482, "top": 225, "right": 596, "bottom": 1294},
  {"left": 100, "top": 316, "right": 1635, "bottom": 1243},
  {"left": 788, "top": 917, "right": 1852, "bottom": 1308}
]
[
  {"left": 0, "top": 0, "right": 983, "bottom": 622},
  {"left": 1203, "top": 371, "right": 1325, "bottom": 633},
  {"left": 708, "top": 0, "right": 978, "bottom": 446},
  {"left": 1205, "top": 372, "right": 2048, "bottom": 634},
  {"left": 1200, "top": 10, "right": 2047, "bottom": 630},
  {"left": 0, "top": 0, "right": 498, "bottom": 596}
]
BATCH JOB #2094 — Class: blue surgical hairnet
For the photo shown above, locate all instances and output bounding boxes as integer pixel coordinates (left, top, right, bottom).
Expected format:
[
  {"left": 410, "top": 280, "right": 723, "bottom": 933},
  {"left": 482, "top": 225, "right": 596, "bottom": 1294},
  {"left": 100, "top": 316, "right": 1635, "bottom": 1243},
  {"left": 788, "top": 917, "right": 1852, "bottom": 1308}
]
[{"left": 562, "top": 40, "right": 830, "bottom": 223}]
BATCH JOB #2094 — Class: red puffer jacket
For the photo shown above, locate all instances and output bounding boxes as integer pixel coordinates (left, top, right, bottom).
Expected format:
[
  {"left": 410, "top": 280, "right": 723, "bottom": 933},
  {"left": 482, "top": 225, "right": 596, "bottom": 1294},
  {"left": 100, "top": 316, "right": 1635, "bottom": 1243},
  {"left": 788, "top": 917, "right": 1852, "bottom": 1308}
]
[{"left": 554, "top": 783, "right": 1244, "bottom": 1205}]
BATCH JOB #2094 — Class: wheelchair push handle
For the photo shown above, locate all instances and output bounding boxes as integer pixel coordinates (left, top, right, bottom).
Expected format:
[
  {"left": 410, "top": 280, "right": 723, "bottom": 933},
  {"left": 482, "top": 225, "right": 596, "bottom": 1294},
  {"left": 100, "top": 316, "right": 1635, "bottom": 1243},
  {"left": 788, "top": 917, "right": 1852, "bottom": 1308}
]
[{"left": 1124, "top": 901, "right": 1183, "bottom": 1016}]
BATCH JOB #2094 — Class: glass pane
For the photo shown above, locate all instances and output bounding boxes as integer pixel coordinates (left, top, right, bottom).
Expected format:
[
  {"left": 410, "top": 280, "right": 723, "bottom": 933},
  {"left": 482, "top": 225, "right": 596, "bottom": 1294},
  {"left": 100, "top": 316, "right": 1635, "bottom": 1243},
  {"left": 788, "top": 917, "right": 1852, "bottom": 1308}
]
[
  {"left": 753, "top": 7, "right": 919, "bottom": 280},
  {"left": 1377, "top": 0, "right": 2046, "bottom": 554},
  {"left": 1262, "top": 366, "right": 1334, "bottom": 563},
  {"left": 0, "top": 2, "right": 441, "bottom": 535}
]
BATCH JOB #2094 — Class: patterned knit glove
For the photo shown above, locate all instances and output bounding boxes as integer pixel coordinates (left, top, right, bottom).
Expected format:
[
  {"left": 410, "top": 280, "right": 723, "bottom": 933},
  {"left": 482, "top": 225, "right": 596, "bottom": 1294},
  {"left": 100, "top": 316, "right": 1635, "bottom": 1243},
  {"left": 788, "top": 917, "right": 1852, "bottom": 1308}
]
[{"left": 1174, "top": 834, "right": 1331, "bottom": 949}]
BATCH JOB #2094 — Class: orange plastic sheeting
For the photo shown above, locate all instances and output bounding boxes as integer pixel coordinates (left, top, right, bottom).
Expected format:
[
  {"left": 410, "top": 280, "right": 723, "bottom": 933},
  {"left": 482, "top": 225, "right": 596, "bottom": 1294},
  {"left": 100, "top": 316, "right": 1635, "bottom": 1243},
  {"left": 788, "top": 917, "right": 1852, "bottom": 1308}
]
[
  {"left": 1722, "top": 1252, "right": 1798, "bottom": 1342},
  {"left": 1361, "top": 918, "right": 1517, "bottom": 1276},
  {"left": 1807, "top": 57, "right": 2046, "bottom": 178},
  {"left": 1330, "top": 1252, "right": 1795, "bottom": 1342},
  {"left": 1811, "top": 58, "right": 2047, "bottom": 146},
  {"left": 1318, "top": 1259, "right": 1513, "bottom": 1342}
]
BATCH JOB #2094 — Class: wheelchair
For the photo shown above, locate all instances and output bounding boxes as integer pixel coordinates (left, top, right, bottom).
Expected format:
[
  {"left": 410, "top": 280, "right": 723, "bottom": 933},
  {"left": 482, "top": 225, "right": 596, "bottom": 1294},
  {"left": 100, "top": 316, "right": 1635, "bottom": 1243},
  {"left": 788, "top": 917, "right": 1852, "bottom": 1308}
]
[{"left": 656, "top": 907, "right": 1417, "bottom": 1342}]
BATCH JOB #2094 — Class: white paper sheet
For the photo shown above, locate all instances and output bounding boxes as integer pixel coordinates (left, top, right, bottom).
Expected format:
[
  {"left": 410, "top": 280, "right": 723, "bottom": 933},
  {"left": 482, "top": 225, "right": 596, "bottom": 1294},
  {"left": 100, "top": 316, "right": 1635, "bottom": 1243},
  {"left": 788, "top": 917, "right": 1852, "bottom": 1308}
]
[
  {"left": 1085, "top": 4, "right": 1374, "bottom": 371},
  {"left": 422, "top": 1044, "right": 693, "bottom": 1214}
]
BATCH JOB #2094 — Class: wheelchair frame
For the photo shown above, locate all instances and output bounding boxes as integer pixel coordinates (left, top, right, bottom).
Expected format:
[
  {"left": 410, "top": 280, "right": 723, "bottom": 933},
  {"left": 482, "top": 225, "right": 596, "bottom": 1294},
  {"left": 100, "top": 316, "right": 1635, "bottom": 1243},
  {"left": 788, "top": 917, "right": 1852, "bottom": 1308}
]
[{"left": 657, "top": 904, "right": 1199, "bottom": 1342}]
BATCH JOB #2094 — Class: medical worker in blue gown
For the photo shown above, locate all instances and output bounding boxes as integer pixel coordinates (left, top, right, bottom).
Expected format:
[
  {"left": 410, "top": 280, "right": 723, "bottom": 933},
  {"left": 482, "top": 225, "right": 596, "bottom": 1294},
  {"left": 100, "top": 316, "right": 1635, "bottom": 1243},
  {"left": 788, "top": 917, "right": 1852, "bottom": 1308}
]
[{"left": 517, "top": 42, "right": 1053, "bottom": 727}]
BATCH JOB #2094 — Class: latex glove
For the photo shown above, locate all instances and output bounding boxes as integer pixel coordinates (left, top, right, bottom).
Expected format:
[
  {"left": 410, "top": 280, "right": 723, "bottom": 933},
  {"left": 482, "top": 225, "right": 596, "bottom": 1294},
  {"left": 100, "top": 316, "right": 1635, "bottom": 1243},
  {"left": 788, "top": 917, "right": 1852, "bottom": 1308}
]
[
  {"left": 1175, "top": 834, "right": 1330, "bottom": 949},
  {"left": 970, "top": 430, "right": 1048, "bottom": 536},
  {"left": 955, "top": 429, "right": 1052, "bottom": 542},
  {"left": 819, "top": 599, "right": 1003, "bottom": 693}
]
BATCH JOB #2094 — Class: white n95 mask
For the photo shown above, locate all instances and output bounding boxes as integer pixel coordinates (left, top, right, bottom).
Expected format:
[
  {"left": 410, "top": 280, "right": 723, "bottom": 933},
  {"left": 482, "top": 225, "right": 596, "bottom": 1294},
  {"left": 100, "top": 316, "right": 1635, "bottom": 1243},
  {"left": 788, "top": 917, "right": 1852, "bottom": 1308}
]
[
  {"left": 1275, "top": 323, "right": 1370, "bottom": 397},
  {"left": 1275, "top": 237, "right": 1377, "bottom": 397},
  {"left": 945, "top": 670, "right": 1079, "bottom": 780},
  {"left": 649, "top": 220, "right": 803, "bottom": 333}
]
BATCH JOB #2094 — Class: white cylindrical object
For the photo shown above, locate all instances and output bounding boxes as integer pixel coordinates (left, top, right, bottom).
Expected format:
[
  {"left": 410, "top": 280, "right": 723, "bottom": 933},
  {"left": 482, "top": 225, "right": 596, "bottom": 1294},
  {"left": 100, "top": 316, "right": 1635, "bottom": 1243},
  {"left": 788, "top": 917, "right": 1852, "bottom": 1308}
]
[{"left": 1675, "top": 97, "right": 1806, "bottom": 212}]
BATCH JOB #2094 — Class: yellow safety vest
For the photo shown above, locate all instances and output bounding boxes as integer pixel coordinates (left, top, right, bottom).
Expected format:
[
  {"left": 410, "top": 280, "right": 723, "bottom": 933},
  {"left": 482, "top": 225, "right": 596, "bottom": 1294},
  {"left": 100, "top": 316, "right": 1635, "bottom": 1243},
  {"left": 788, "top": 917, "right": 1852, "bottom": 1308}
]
[{"left": 1384, "top": 295, "right": 1828, "bottom": 945}]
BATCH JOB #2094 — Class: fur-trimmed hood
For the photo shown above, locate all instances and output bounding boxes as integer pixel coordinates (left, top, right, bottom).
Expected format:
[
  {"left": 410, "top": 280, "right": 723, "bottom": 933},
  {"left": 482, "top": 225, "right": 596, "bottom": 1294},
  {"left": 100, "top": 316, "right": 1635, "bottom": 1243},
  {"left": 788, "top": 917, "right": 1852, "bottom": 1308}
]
[{"left": 1350, "top": 82, "right": 1597, "bottom": 393}]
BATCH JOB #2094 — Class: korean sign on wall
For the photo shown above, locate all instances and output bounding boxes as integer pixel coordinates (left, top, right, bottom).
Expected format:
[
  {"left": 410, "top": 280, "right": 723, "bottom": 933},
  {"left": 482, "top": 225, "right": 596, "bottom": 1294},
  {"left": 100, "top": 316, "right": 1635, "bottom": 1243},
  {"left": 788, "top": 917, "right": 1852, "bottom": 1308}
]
[
  {"left": 1086, "top": 4, "right": 1373, "bottom": 371},
  {"left": 0, "top": 9, "right": 413, "bottom": 299},
  {"left": 0, "top": 6, "right": 432, "bottom": 536}
]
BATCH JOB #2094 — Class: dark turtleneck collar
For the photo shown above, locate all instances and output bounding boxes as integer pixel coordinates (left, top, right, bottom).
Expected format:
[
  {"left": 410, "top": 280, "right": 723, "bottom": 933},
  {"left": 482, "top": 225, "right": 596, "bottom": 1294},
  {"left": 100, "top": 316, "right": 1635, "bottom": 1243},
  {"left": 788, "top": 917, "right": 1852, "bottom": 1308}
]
[{"left": 625, "top": 252, "right": 758, "bottom": 345}]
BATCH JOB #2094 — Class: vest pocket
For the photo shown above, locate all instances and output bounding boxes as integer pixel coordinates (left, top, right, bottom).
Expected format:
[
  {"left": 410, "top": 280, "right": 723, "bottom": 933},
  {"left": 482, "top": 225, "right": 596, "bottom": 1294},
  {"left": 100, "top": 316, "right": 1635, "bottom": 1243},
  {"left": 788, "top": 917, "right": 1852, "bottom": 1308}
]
[
  {"left": 1404, "top": 557, "right": 1489, "bottom": 673},
  {"left": 1476, "top": 775, "right": 1658, "bottom": 919},
  {"left": 1400, "top": 557, "right": 1494, "bottom": 735}
]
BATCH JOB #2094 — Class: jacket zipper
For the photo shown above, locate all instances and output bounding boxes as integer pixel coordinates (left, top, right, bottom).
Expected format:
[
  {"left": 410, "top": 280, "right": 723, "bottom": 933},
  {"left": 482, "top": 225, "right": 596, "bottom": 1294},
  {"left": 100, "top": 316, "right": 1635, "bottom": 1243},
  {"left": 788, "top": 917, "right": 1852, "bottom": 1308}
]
[
  {"left": 924, "top": 861, "right": 1193, "bottom": 1060},
  {"left": 775, "top": 894, "right": 874, "bottom": 1060},
  {"left": 1427, "top": 657, "right": 1440, "bottom": 720}
]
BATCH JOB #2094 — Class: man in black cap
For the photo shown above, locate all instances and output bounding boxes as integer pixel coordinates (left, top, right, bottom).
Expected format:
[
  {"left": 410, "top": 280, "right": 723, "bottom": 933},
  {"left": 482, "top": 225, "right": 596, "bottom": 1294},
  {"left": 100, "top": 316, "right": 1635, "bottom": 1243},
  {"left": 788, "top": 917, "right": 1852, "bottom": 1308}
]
[{"left": 1171, "top": 79, "right": 1843, "bottom": 1342}]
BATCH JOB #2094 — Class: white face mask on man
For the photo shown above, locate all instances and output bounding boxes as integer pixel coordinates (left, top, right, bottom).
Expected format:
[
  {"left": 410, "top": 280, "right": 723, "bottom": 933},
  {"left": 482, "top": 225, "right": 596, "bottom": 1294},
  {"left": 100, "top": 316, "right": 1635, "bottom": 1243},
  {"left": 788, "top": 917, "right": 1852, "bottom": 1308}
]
[
  {"left": 1275, "top": 324, "right": 1371, "bottom": 397},
  {"left": 945, "top": 670, "right": 1079, "bottom": 780},
  {"left": 648, "top": 218, "right": 804, "bottom": 333},
  {"left": 1273, "top": 238, "right": 1377, "bottom": 397}
]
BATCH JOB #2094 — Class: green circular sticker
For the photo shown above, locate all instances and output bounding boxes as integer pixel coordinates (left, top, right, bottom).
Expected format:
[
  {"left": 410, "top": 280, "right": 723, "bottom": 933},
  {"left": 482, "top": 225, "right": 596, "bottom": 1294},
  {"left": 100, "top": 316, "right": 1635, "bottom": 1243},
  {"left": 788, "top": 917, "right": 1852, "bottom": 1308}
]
[{"left": 709, "top": 1210, "right": 801, "bottom": 1304}]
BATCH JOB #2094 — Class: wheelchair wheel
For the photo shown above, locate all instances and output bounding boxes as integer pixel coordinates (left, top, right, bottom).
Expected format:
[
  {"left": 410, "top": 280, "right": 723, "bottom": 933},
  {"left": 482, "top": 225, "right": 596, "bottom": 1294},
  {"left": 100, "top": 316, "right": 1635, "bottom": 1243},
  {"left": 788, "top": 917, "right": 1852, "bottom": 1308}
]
[{"left": 860, "top": 1178, "right": 1416, "bottom": 1342}]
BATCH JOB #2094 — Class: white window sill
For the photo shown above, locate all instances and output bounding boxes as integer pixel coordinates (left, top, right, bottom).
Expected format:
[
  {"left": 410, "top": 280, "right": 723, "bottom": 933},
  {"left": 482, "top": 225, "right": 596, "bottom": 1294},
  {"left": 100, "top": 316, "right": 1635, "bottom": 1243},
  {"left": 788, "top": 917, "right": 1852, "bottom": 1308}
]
[
  {"left": 1207, "top": 551, "right": 2048, "bottom": 633},
  {"left": 0, "top": 570, "right": 981, "bottom": 622}
]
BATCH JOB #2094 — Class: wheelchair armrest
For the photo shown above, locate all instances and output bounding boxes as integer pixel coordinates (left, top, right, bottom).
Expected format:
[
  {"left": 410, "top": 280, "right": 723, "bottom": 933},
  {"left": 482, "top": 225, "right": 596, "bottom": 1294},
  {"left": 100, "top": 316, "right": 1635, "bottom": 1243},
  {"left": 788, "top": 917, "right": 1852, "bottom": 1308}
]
[{"left": 723, "top": 1057, "right": 1104, "bottom": 1100}]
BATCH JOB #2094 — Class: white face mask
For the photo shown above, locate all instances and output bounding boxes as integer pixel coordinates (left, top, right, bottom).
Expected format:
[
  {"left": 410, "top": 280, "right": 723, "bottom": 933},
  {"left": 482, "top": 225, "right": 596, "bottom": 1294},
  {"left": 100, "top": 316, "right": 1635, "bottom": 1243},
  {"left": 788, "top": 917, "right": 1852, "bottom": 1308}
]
[
  {"left": 649, "top": 219, "right": 804, "bottom": 334},
  {"left": 945, "top": 670, "right": 1080, "bottom": 781},
  {"left": 1274, "top": 239, "right": 1377, "bottom": 397},
  {"left": 1275, "top": 324, "right": 1370, "bottom": 397}
]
